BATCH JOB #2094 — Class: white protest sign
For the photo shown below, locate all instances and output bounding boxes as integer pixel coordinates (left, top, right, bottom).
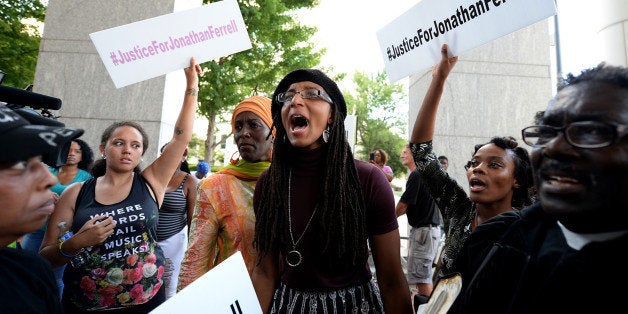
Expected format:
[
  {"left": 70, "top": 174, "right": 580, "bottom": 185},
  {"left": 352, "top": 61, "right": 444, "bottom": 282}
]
[
  {"left": 377, "top": 0, "right": 557, "bottom": 82},
  {"left": 90, "top": 0, "right": 252, "bottom": 88},
  {"left": 150, "top": 251, "right": 262, "bottom": 314}
]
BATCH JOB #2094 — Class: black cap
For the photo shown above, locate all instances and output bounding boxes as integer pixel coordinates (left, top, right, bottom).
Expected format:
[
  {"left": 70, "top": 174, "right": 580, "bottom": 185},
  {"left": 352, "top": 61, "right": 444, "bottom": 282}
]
[
  {"left": 271, "top": 69, "right": 347, "bottom": 120},
  {"left": 0, "top": 105, "right": 83, "bottom": 166}
]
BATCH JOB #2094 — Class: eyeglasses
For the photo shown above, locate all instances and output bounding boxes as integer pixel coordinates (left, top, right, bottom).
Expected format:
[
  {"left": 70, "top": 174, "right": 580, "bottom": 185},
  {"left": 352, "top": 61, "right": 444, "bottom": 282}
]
[
  {"left": 276, "top": 88, "right": 333, "bottom": 104},
  {"left": 521, "top": 121, "right": 628, "bottom": 149}
]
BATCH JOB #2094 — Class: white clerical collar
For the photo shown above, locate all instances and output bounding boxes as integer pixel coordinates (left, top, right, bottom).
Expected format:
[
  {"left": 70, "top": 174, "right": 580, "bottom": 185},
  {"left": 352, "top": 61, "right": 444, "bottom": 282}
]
[{"left": 557, "top": 221, "right": 628, "bottom": 250}]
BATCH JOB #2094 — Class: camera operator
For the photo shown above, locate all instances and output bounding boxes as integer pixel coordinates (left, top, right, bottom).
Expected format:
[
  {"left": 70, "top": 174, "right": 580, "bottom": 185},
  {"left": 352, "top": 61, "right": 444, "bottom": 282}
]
[{"left": 0, "top": 103, "right": 83, "bottom": 313}]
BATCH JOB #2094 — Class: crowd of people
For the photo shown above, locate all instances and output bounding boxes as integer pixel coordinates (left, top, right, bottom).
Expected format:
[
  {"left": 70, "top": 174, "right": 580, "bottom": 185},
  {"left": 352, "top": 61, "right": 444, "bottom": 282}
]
[{"left": 1, "top": 42, "right": 627, "bottom": 314}]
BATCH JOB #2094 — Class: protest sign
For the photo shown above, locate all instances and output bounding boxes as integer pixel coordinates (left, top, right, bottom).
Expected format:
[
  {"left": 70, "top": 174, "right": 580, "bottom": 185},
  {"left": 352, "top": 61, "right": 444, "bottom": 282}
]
[
  {"left": 377, "top": 0, "right": 556, "bottom": 82},
  {"left": 90, "top": 0, "right": 251, "bottom": 88},
  {"left": 150, "top": 251, "right": 262, "bottom": 313}
]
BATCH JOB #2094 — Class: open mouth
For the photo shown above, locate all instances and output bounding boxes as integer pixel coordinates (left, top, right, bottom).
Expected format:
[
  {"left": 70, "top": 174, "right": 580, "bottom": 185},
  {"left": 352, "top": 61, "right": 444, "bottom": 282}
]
[
  {"left": 538, "top": 161, "right": 588, "bottom": 192},
  {"left": 544, "top": 175, "right": 580, "bottom": 185},
  {"left": 469, "top": 178, "right": 486, "bottom": 191},
  {"left": 290, "top": 114, "right": 309, "bottom": 131}
]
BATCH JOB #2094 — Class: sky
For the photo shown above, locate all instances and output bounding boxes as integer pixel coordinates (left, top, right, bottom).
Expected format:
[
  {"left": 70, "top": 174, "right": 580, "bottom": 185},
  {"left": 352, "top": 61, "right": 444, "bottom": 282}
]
[{"left": 298, "top": 0, "right": 603, "bottom": 85}]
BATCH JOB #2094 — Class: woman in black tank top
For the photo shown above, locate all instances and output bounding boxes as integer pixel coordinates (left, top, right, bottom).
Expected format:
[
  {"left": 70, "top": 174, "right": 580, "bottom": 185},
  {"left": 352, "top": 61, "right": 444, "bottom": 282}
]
[{"left": 39, "top": 58, "right": 201, "bottom": 313}]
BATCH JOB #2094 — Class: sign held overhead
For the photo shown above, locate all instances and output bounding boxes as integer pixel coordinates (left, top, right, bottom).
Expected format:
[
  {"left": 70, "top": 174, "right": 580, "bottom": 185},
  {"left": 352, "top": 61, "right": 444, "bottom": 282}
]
[{"left": 377, "top": 0, "right": 557, "bottom": 82}]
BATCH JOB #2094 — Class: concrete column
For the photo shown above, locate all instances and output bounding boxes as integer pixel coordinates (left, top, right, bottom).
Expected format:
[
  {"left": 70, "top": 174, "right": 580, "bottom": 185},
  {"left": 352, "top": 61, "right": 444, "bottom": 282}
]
[
  {"left": 598, "top": 0, "right": 628, "bottom": 66},
  {"left": 33, "top": 0, "right": 201, "bottom": 164}
]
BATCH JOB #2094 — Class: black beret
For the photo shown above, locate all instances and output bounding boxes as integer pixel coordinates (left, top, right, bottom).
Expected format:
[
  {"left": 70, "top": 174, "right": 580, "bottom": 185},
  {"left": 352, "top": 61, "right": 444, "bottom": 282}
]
[{"left": 271, "top": 69, "right": 347, "bottom": 120}]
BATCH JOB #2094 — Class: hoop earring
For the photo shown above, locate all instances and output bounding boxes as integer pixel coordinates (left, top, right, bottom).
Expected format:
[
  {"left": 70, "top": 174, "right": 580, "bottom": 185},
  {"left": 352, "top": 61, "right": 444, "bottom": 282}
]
[
  {"left": 230, "top": 151, "right": 240, "bottom": 165},
  {"left": 322, "top": 126, "right": 330, "bottom": 143}
]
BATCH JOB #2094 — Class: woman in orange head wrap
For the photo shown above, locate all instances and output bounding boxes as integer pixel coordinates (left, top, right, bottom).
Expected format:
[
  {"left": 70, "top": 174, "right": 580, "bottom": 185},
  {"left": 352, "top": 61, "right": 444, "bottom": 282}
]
[{"left": 178, "top": 95, "right": 274, "bottom": 290}]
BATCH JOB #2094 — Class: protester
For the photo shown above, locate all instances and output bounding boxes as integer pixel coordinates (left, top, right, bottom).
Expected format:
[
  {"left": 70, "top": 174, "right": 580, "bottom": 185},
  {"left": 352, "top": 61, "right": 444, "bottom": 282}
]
[
  {"left": 156, "top": 143, "right": 198, "bottom": 300},
  {"left": 21, "top": 138, "right": 94, "bottom": 299},
  {"left": 194, "top": 160, "right": 209, "bottom": 179},
  {"left": 0, "top": 104, "right": 83, "bottom": 313},
  {"left": 409, "top": 44, "right": 535, "bottom": 279},
  {"left": 178, "top": 95, "right": 274, "bottom": 290},
  {"left": 437, "top": 155, "right": 448, "bottom": 171},
  {"left": 395, "top": 144, "right": 442, "bottom": 301},
  {"left": 450, "top": 63, "right": 628, "bottom": 313},
  {"left": 251, "top": 69, "right": 412, "bottom": 313},
  {"left": 371, "top": 149, "right": 394, "bottom": 182},
  {"left": 39, "top": 57, "right": 201, "bottom": 313}
]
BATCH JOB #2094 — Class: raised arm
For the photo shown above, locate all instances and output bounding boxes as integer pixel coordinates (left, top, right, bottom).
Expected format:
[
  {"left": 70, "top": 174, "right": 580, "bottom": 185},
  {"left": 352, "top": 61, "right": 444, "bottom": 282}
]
[
  {"left": 143, "top": 57, "right": 201, "bottom": 202},
  {"left": 410, "top": 44, "right": 458, "bottom": 143}
]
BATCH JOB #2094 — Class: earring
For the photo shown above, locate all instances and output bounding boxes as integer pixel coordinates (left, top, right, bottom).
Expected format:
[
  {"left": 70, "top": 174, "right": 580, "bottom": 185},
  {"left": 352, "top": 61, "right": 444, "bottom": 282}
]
[
  {"left": 230, "top": 151, "right": 240, "bottom": 165},
  {"left": 322, "top": 126, "right": 330, "bottom": 143},
  {"left": 102, "top": 154, "right": 106, "bottom": 159}
]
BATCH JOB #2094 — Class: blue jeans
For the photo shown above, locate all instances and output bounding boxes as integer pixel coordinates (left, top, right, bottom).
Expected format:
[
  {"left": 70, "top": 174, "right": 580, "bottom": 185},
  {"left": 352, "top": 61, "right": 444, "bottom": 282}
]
[{"left": 21, "top": 228, "right": 66, "bottom": 299}]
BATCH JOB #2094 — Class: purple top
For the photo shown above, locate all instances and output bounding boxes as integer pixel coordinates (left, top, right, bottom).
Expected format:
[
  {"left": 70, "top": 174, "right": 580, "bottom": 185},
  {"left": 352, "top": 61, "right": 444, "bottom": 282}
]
[
  {"left": 255, "top": 146, "right": 398, "bottom": 289},
  {"left": 382, "top": 165, "right": 393, "bottom": 176}
]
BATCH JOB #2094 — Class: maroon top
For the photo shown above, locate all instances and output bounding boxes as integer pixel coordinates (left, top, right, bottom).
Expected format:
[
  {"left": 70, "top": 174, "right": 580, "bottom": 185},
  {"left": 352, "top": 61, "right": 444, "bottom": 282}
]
[{"left": 254, "top": 146, "right": 398, "bottom": 289}]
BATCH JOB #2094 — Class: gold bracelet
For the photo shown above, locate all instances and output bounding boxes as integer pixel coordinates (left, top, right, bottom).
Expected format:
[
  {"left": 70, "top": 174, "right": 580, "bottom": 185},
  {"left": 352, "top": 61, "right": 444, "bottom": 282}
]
[{"left": 185, "top": 88, "right": 198, "bottom": 96}]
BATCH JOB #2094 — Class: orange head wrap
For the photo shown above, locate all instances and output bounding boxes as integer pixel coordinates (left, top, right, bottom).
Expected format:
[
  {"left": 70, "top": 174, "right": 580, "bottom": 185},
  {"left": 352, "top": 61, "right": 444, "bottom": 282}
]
[{"left": 230, "top": 95, "right": 274, "bottom": 137}]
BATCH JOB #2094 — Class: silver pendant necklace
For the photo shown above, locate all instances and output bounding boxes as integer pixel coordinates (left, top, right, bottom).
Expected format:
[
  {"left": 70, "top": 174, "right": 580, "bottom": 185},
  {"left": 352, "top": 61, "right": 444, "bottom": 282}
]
[{"left": 286, "top": 169, "right": 316, "bottom": 267}]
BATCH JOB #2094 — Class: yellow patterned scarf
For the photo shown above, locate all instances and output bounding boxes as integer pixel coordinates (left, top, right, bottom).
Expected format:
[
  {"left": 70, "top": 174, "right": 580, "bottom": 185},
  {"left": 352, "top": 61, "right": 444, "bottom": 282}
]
[{"left": 216, "top": 159, "right": 270, "bottom": 181}]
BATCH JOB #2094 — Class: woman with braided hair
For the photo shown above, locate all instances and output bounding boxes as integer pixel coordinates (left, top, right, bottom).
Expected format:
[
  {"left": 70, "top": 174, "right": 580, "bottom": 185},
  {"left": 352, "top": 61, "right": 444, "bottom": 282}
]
[{"left": 251, "top": 69, "right": 412, "bottom": 313}]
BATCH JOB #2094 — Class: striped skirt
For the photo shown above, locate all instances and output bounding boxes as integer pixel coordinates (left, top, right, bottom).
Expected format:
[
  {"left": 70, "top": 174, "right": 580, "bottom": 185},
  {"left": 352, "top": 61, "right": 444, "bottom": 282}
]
[{"left": 269, "top": 279, "right": 384, "bottom": 314}]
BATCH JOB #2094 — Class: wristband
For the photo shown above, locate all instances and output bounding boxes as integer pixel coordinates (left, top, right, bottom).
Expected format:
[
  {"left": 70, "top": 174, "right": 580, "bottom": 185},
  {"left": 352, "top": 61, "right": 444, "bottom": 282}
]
[
  {"left": 58, "top": 241, "right": 78, "bottom": 258},
  {"left": 185, "top": 88, "right": 198, "bottom": 96},
  {"left": 59, "top": 230, "right": 73, "bottom": 242}
]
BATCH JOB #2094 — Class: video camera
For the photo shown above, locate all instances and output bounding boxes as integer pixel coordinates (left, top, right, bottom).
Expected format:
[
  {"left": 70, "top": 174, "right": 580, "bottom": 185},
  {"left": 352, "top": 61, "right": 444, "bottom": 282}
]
[{"left": 0, "top": 71, "right": 78, "bottom": 166}]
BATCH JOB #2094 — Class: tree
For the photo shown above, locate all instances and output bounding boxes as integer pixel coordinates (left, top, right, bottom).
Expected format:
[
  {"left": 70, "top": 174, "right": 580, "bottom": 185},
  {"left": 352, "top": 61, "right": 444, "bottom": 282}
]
[
  {"left": 196, "top": 0, "right": 324, "bottom": 163},
  {"left": 345, "top": 71, "right": 407, "bottom": 178},
  {"left": 186, "top": 133, "right": 206, "bottom": 163},
  {"left": 0, "top": 0, "right": 45, "bottom": 88}
]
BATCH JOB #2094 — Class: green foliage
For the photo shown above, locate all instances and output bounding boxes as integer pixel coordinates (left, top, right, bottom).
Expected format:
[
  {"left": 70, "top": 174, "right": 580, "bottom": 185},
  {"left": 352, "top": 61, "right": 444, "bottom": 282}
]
[
  {"left": 187, "top": 133, "right": 205, "bottom": 162},
  {"left": 197, "top": 0, "right": 323, "bottom": 160},
  {"left": 0, "top": 0, "right": 46, "bottom": 88},
  {"left": 345, "top": 71, "right": 407, "bottom": 178},
  {"left": 212, "top": 149, "right": 225, "bottom": 165},
  {"left": 0, "top": 0, "right": 45, "bottom": 22}
]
